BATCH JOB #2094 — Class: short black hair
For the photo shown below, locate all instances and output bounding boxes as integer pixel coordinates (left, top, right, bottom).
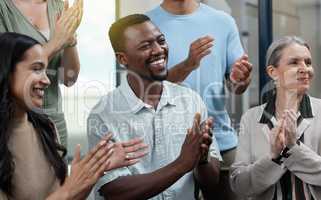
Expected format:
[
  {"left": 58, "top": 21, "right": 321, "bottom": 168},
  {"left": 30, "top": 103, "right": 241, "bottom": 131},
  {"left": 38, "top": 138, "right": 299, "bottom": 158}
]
[{"left": 109, "top": 14, "right": 151, "bottom": 52}]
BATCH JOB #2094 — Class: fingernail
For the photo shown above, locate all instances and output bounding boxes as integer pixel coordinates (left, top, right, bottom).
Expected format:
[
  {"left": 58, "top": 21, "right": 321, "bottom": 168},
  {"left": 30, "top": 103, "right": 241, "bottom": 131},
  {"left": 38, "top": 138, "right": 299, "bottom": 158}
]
[
  {"left": 107, "top": 143, "right": 114, "bottom": 149},
  {"left": 108, "top": 149, "right": 114, "bottom": 156},
  {"left": 99, "top": 140, "right": 106, "bottom": 146}
]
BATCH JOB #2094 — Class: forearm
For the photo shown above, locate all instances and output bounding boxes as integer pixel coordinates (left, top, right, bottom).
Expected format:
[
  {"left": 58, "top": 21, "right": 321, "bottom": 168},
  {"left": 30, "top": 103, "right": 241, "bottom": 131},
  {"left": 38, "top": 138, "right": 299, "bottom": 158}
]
[
  {"left": 167, "top": 60, "right": 194, "bottom": 83},
  {"left": 100, "top": 159, "right": 187, "bottom": 200},
  {"left": 60, "top": 46, "right": 80, "bottom": 86},
  {"left": 194, "top": 158, "right": 220, "bottom": 199},
  {"left": 230, "top": 156, "right": 285, "bottom": 197},
  {"left": 284, "top": 143, "right": 321, "bottom": 186},
  {"left": 43, "top": 39, "right": 62, "bottom": 61}
]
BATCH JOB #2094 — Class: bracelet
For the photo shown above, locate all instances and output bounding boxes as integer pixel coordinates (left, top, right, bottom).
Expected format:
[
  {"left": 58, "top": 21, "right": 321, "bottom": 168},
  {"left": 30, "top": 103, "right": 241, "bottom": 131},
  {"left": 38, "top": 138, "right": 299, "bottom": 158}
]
[{"left": 66, "top": 39, "right": 77, "bottom": 48}]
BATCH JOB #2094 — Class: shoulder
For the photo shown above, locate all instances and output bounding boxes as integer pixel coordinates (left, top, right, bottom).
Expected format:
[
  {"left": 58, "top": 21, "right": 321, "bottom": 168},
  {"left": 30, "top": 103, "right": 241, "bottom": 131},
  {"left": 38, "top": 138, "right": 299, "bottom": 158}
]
[
  {"left": 199, "top": 3, "right": 236, "bottom": 25},
  {"left": 241, "top": 104, "right": 265, "bottom": 124},
  {"left": 88, "top": 87, "right": 123, "bottom": 118},
  {"left": 146, "top": 5, "right": 162, "bottom": 18},
  {"left": 164, "top": 81, "right": 201, "bottom": 98},
  {"left": 164, "top": 81, "right": 205, "bottom": 106},
  {"left": 309, "top": 96, "right": 321, "bottom": 115}
]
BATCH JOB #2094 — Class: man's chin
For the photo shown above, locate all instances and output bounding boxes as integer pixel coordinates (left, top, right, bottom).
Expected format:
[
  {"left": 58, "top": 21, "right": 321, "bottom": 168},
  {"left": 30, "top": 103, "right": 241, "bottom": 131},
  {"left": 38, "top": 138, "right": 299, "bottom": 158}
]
[{"left": 151, "top": 70, "right": 168, "bottom": 81}]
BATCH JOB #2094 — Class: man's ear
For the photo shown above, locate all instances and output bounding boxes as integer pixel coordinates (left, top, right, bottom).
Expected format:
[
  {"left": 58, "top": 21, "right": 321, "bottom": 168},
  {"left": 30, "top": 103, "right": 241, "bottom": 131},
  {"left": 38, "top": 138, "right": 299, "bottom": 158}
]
[
  {"left": 266, "top": 65, "right": 278, "bottom": 80},
  {"left": 115, "top": 52, "right": 128, "bottom": 66}
]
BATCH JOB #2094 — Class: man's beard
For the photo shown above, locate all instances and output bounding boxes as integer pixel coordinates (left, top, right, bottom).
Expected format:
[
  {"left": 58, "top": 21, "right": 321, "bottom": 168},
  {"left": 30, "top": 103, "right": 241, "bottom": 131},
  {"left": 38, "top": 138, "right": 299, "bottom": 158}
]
[{"left": 150, "top": 69, "right": 168, "bottom": 81}]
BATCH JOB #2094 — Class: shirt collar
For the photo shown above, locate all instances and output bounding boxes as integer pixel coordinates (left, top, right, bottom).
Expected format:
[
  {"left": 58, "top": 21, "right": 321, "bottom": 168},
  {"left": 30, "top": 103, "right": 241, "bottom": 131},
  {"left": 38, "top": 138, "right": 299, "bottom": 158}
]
[
  {"left": 157, "top": 81, "right": 176, "bottom": 109},
  {"left": 259, "top": 93, "right": 314, "bottom": 129},
  {"left": 119, "top": 78, "right": 176, "bottom": 114}
]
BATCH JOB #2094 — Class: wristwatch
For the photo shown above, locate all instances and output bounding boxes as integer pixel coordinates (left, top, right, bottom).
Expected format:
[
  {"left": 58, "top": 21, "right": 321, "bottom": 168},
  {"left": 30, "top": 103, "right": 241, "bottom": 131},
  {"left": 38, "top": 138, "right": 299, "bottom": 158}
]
[
  {"left": 272, "top": 141, "right": 300, "bottom": 165},
  {"left": 280, "top": 146, "right": 290, "bottom": 158}
]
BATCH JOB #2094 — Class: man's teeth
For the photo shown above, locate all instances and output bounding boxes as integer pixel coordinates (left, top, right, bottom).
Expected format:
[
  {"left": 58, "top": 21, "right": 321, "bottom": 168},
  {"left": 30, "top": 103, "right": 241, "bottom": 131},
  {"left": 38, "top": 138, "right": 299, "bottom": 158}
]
[
  {"left": 150, "top": 58, "right": 165, "bottom": 65},
  {"left": 34, "top": 88, "right": 45, "bottom": 96}
]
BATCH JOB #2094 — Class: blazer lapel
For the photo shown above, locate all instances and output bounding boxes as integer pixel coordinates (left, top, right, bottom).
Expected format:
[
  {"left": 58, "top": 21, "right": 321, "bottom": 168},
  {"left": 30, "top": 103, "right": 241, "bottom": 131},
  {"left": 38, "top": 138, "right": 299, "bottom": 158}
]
[{"left": 297, "top": 118, "right": 313, "bottom": 140}]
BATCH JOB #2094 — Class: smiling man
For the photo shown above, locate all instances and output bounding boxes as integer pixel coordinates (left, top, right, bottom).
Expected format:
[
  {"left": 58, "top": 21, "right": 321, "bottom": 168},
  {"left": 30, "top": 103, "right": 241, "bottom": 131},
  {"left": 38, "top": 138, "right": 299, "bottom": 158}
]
[{"left": 87, "top": 14, "right": 221, "bottom": 200}]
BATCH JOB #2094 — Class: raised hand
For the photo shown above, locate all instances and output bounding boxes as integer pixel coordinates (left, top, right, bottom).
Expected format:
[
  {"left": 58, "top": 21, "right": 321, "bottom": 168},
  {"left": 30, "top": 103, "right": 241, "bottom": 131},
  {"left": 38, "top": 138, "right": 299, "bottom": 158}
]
[
  {"left": 269, "top": 118, "right": 286, "bottom": 159},
  {"left": 229, "top": 54, "right": 253, "bottom": 84},
  {"left": 177, "top": 113, "right": 203, "bottom": 172},
  {"left": 107, "top": 137, "right": 149, "bottom": 170},
  {"left": 184, "top": 36, "right": 214, "bottom": 70},
  {"left": 50, "top": 0, "right": 84, "bottom": 51},
  {"left": 199, "top": 117, "right": 213, "bottom": 163},
  {"left": 284, "top": 109, "right": 297, "bottom": 148}
]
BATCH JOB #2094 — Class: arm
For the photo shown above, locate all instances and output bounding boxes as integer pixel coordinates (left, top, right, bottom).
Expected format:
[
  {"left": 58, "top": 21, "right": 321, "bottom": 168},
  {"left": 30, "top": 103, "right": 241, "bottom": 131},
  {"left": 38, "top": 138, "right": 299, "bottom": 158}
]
[
  {"left": 230, "top": 112, "right": 286, "bottom": 197},
  {"left": 194, "top": 117, "right": 220, "bottom": 199},
  {"left": 43, "top": 38, "right": 80, "bottom": 87},
  {"left": 99, "top": 114, "right": 204, "bottom": 200},
  {"left": 44, "top": 0, "right": 82, "bottom": 86},
  {"left": 282, "top": 109, "right": 321, "bottom": 186},
  {"left": 225, "top": 54, "right": 252, "bottom": 95},
  {"left": 225, "top": 17, "right": 252, "bottom": 94},
  {"left": 60, "top": 44, "right": 80, "bottom": 87},
  {"left": 283, "top": 143, "right": 321, "bottom": 186},
  {"left": 100, "top": 159, "right": 188, "bottom": 200},
  {"left": 167, "top": 36, "right": 214, "bottom": 83},
  {"left": 47, "top": 136, "right": 114, "bottom": 200},
  {"left": 194, "top": 158, "right": 220, "bottom": 199}
]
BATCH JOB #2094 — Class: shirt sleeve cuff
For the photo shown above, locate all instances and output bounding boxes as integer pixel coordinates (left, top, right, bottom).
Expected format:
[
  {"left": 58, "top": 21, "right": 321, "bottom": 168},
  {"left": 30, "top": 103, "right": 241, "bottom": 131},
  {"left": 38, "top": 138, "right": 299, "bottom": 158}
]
[{"left": 94, "top": 167, "right": 132, "bottom": 199}]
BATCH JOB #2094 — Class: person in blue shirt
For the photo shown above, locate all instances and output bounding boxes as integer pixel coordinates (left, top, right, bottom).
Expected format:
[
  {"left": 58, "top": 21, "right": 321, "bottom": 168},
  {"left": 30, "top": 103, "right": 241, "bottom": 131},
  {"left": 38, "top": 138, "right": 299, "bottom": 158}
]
[{"left": 147, "top": 0, "right": 253, "bottom": 199}]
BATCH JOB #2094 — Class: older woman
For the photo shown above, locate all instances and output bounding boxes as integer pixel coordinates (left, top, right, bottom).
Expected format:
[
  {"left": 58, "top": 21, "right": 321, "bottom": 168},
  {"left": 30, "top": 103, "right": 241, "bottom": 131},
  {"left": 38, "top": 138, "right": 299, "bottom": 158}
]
[
  {"left": 0, "top": 0, "right": 83, "bottom": 147},
  {"left": 230, "top": 36, "right": 321, "bottom": 200}
]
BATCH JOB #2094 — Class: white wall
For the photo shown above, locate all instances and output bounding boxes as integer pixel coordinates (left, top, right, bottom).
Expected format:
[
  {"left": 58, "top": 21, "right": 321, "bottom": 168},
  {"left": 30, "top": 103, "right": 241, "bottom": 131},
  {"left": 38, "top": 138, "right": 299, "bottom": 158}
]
[
  {"left": 298, "top": 5, "right": 321, "bottom": 97},
  {"left": 119, "top": 0, "right": 161, "bottom": 17}
]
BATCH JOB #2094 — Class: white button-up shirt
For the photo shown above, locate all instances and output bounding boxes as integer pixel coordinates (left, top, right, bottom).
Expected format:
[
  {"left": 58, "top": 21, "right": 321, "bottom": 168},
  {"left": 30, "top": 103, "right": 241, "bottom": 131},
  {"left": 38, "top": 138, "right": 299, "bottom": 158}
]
[{"left": 87, "top": 79, "right": 221, "bottom": 200}]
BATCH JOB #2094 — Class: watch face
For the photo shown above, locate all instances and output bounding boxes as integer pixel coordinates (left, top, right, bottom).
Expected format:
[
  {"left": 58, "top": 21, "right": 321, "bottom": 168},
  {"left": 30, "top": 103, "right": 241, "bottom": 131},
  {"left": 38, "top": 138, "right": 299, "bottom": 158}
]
[{"left": 281, "top": 147, "right": 290, "bottom": 158}]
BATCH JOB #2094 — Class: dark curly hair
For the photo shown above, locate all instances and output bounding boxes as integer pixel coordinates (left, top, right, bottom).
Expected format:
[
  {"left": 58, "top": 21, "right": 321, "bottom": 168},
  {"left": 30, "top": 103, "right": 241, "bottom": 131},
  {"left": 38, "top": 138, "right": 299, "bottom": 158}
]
[{"left": 0, "top": 32, "right": 67, "bottom": 197}]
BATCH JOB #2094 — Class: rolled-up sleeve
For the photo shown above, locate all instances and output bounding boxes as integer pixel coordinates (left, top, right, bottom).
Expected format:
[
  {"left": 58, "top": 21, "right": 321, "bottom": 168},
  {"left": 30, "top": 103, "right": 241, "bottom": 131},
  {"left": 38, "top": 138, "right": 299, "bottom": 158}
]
[{"left": 87, "top": 113, "right": 132, "bottom": 199}]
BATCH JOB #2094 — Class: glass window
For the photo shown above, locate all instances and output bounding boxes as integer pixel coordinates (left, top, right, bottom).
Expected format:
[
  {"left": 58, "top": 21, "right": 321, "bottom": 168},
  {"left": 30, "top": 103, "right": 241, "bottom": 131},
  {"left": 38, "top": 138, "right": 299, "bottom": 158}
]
[
  {"left": 61, "top": 0, "right": 116, "bottom": 157},
  {"left": 217, "top": 0, "right": 259, "bottom": 126},
  {"left": 273, "top": 0, "right": 321, "bottom": 98}
]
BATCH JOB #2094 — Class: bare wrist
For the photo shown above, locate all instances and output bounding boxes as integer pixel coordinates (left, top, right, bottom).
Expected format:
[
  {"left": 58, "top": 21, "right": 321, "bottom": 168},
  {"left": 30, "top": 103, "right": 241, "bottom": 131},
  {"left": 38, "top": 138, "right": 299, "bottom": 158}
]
[
  {"left": 183, "top": 59, "right": 196, "bottom": 71},
  {"left": 45, "top": 39, "right": 62, "bottom": 56},
  {"left": 66, "top": 35, "right": 78, "bottom": 48},
  {"left": 174, "top": 157, "right": 191, "bottom": 174}
]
